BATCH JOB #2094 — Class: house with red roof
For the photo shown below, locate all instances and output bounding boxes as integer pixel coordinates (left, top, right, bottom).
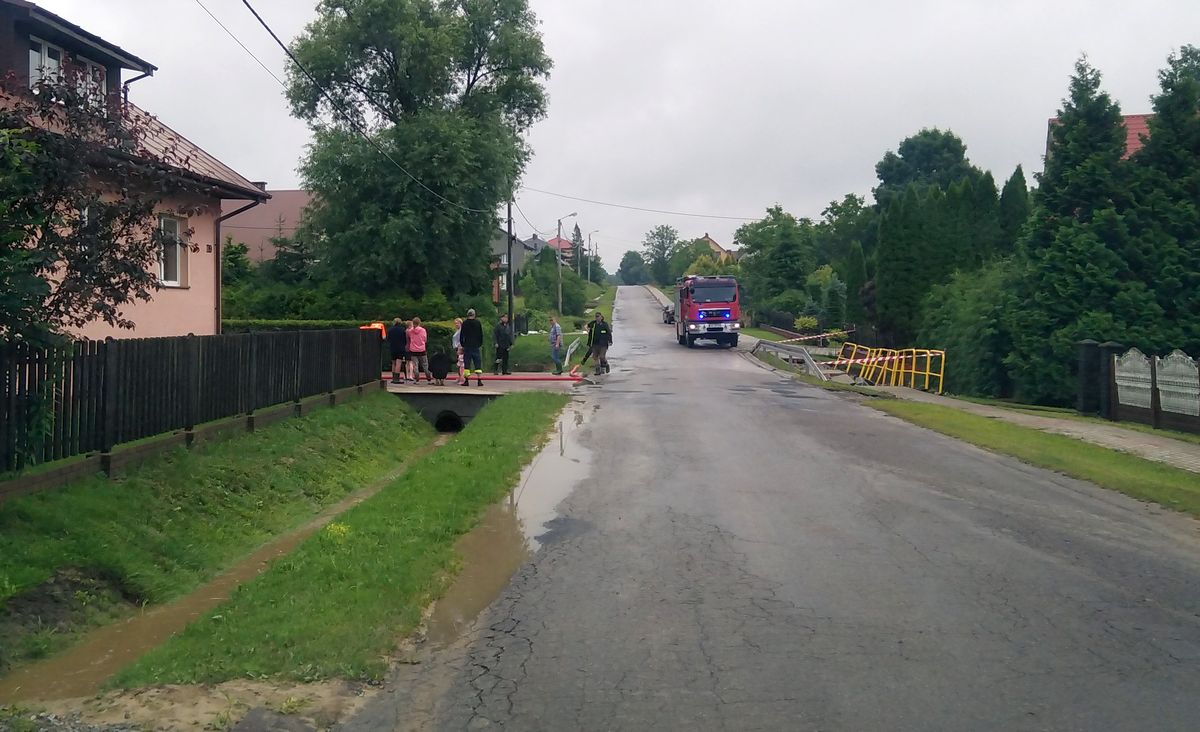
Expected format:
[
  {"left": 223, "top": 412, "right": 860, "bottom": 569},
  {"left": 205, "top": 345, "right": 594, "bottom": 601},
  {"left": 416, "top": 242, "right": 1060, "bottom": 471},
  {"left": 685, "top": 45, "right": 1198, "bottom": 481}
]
[
  {"left": 544, "top": 235, "right": 574, "bottom": 263},
  {"left": 1046, "top": 113, "right": 1153, "bottom": 160},
  {"left": 0, "top": 0, "right": 268, "bottom": 338}
]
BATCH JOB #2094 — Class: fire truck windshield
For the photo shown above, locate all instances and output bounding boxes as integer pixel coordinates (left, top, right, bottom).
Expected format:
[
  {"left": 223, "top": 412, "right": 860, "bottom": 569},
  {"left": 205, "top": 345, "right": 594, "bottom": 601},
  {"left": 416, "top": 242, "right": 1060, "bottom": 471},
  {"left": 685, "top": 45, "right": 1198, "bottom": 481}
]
[{"left": 690, "top": 285, "right": 736, "bottom": 303}]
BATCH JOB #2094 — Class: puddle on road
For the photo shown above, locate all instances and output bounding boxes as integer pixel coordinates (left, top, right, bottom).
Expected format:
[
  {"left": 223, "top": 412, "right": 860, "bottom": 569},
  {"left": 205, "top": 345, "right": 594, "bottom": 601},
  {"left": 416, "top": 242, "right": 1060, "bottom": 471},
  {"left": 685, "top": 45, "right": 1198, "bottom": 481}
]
[
  {"left": 0, "top": 435, "right": 451, "bottom": 705},
  {"left": 424, "top": 401, "right": 593, "bottom": 647}
]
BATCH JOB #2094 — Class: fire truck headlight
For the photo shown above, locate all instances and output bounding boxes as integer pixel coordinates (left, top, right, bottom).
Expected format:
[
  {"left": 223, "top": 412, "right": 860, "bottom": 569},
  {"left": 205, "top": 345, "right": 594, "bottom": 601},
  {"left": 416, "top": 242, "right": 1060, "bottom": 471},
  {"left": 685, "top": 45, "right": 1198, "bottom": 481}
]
[
  {"left": 732, "top": 322, "right": 741, "bottom": 329},
  {"left": 688, "top": 324, "right": 699, "bottom": 331}
]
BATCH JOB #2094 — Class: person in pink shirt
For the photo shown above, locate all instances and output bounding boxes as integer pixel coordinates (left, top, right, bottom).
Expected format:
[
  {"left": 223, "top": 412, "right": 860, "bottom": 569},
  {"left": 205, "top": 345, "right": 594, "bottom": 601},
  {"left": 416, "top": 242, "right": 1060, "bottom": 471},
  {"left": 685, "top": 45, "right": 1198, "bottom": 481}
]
[{"left": 407, "top": 317, "right": 431, "bottom": 383}]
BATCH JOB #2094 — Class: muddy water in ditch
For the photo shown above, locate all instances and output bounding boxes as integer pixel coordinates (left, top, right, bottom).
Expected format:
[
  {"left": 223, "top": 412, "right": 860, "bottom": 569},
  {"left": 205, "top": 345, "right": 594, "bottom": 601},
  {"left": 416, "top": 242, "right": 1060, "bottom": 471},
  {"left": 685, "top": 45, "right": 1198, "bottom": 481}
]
[
  {"left": 0, "top": 435, "right": 451, "bottom": 705},
  {"left": 424, "top": 400, "right": 593, "bottom": 647}
]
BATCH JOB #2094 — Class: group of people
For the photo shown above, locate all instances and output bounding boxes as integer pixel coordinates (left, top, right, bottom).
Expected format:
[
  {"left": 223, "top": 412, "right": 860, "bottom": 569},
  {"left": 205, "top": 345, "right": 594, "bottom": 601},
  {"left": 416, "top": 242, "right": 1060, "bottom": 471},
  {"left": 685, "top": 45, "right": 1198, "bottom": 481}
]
[{"left": 386, "top": 309, "right": 614, "bottom": 386}]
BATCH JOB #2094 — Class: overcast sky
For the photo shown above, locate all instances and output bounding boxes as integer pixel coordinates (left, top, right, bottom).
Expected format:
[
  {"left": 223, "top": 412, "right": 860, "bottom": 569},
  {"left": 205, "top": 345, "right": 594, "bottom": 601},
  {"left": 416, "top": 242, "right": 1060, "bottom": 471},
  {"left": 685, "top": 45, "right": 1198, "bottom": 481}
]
[{"left": 37, "top": 0, "right": 1200, "bottom": 268}]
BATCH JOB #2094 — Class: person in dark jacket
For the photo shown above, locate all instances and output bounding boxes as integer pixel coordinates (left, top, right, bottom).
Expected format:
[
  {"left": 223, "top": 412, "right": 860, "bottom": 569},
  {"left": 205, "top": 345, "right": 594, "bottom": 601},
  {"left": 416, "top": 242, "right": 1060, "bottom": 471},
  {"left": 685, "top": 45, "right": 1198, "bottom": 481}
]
[
  {"left": 387, "top": 318, "right": 408, "bottom": 384},
  {"left": 588, "top": 311, "right": 613, "bottom": 376},
  {"left": 493, "top": 314, "right": 514, "bottom": 375},
  {"left": 459, "top": 308, "right": 485, "bottom": 386}
]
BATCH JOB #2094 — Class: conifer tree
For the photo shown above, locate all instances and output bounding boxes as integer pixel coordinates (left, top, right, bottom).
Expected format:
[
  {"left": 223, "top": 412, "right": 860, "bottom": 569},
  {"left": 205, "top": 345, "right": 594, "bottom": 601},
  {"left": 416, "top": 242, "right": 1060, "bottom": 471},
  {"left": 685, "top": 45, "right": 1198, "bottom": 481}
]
[{"left": 998, "top": 165, "right": 1032, "bottom": 252}]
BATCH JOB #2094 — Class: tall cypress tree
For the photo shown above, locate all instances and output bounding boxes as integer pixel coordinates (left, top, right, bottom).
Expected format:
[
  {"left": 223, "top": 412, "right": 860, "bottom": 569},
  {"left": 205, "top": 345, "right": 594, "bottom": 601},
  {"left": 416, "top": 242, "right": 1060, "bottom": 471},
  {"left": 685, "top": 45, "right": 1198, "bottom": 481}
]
[
  {"left": 843, "top": 240, "right": 869, "bottom": 328},
  {"left": 1005, "top": 58, "right": 1159, "bottom": 404},
  {"left": 875, "top": 185, "right": 925, "bottom": 346},
  {"left": 1129, "top": 45, "right": 1200, "bottom": 353},
  {"left": 998, "top": 165, "right": 1032, "bottom": 252}
]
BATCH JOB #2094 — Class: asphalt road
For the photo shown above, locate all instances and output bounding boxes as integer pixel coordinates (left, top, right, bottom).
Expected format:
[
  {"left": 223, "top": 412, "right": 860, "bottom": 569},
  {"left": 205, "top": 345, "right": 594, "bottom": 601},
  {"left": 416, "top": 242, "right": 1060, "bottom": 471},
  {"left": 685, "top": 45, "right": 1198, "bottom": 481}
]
[{"left": 345, "top": 286, "right": 1200, "bottom": 731}]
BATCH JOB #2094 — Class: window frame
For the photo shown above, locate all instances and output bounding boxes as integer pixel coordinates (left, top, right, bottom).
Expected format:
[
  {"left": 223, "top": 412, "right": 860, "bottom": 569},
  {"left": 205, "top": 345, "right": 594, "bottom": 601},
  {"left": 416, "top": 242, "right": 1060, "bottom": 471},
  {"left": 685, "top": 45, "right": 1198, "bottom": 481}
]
[
  {"left": 28, "top": 36, "right": 64, "bottom": 88},
  {"left": 158, "top": 215, "right": 185, "bottom": 287}
]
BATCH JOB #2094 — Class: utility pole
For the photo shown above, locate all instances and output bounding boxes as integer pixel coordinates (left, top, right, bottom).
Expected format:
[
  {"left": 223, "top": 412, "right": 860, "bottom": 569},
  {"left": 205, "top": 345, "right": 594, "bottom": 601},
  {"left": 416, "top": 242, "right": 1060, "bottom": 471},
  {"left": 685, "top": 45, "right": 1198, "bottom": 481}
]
[
  {"left": 506, "top": 197, "right": 515, "bottom": 332},
  {"left": 586, "top": 229, "right": 599, "bottom": 283}
]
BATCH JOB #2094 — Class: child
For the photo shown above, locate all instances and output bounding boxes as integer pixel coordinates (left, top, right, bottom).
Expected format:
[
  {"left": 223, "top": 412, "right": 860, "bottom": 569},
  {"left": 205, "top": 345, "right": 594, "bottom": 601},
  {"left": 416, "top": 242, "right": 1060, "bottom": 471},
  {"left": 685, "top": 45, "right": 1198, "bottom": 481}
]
[{"left": 451, "top": 317, "right": 465, "bottom": 384}]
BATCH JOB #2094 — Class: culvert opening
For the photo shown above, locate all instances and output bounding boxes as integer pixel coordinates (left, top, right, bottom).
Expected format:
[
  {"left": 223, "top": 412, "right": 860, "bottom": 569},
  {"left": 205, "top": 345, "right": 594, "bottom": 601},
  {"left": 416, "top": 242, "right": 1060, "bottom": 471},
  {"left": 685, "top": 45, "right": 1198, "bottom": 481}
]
[{"left": 434, "top": 411, "right": 465, "bottom": 433}]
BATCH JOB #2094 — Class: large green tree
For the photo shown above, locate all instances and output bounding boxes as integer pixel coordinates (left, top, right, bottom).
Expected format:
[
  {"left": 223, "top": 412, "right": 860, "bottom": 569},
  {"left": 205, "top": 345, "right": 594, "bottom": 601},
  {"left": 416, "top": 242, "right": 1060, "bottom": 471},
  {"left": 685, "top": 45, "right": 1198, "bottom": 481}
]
[
  {"left": 874, "top": 186, "right": 927, "bottom": 345},
  {"left": 842, "top": 240, "right": 869, "bottom": 328},
  {"left": 641, "top": 225, "right": 680, "bottom": 284},
  {"left": 616, "top": 250, "right": 649, "bottom": 285},
  {"left": 873, "top": 128, "right": 982, "bottom": 208},
  {"left": 735, "top": 206, "right": 816, "bottom": 310},
  {"left": 1006, "top": 58, "right": 1154, "bottom": 404},
  {"left": 668, "top": 238, "right": 713, "bottom": 281},
  {"left": 1128, "top": 45, "right": 1200, "bottom": 353},
  {"left": 287, "top": 0, "right": 550, "bottom": 297}
]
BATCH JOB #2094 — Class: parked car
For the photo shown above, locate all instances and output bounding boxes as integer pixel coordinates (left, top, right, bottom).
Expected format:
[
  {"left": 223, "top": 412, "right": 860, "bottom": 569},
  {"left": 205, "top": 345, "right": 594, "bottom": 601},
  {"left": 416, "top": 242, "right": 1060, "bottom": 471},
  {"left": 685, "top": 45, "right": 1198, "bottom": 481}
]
[{"left": 662, "top": 305, "right": 675, "bottom": 324}]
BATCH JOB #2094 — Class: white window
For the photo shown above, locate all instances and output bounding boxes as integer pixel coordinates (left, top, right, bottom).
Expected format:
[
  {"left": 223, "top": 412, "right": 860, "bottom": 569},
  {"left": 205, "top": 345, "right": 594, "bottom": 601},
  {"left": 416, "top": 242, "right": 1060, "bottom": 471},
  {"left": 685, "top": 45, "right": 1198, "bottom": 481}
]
[
  {"left": 28, "top": 37, "right": 62, "bottom": 88},
  {"left": 74, "top": 55, "right": 107, "bottom": 106},
  {"left": 159, "top": 216, "right": 185, "bottom": 286}
]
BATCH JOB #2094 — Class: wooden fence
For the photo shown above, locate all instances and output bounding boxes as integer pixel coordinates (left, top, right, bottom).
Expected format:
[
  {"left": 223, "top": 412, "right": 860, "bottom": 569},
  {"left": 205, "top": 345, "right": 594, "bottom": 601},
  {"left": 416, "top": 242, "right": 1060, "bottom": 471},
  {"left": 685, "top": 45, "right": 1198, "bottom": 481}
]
[{"left": 1, "top": 329, "right": 382, "bottom": 473}]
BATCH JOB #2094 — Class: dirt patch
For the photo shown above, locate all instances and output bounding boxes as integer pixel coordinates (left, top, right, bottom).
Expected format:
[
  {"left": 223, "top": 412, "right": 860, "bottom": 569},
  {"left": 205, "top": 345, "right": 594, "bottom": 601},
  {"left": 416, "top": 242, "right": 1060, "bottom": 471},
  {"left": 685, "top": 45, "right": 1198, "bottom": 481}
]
[
  {"left": 28, "top": 679, "right": 375, "bottom": 731},
  {"left": 0, "top": 570, "right": 137, "bottom": 675}
]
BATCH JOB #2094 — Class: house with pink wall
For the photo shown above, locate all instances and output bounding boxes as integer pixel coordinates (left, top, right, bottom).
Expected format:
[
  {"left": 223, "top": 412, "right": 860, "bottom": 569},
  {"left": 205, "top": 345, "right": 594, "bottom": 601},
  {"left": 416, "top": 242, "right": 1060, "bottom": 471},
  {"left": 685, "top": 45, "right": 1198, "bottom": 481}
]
[
  {"left": 0, "top": 0, "right": 268, "bottom": 339},
  {"left": 222, "top": 189, "right": 313, "bottom": 262}
]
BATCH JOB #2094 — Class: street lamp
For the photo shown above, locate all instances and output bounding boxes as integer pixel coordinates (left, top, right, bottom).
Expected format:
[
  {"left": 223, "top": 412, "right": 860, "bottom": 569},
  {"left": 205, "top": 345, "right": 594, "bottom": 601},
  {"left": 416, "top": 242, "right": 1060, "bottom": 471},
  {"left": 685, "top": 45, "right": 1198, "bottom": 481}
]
[
  {"left": 585, "top": 229, "right": 599, "bottom": 281},
  {"left": 556, "top": 212, "right": 577, "bottom": 314}
]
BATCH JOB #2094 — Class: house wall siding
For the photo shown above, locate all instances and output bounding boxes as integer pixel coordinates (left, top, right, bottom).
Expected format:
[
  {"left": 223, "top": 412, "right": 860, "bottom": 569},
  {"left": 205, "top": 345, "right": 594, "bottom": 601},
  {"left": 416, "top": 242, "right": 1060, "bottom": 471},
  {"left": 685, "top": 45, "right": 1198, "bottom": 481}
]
[{"left": 74, "top": 196, "right": 221, "bottom": 339}]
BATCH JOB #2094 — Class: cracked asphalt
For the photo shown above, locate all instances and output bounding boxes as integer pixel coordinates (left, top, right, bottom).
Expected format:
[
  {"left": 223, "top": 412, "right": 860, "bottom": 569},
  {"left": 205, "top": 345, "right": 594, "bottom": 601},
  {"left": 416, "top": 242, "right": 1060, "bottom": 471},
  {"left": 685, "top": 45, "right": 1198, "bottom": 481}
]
[{"left": 343, "top": 286, "right": 1200, "bottom": 731}]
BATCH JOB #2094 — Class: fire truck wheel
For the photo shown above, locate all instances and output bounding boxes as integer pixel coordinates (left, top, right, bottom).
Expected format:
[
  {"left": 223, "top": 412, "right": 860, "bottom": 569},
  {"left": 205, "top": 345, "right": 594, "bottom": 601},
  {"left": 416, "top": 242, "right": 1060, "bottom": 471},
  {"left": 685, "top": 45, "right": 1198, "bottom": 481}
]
[
  {"left": 686, "top": 335, "right": 697, "bottom": 348},
  {"left": 729, "top": 335, "right": 739, "bottom": 348}
]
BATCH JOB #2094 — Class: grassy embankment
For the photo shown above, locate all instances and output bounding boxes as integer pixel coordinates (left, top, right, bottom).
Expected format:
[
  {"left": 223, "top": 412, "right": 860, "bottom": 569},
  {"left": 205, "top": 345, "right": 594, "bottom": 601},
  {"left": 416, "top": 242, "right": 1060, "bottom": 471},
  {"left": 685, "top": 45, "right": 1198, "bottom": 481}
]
[
  {"left": 0, "top": 392, "right": 433, "bottom": 673},
  {"left": 871, "top": 400, "right": 1200, "bottom": 517},
  {"left": 741, "top": 327, "right": 784, "bottom": 342},
  {"left": 115, "top": 392, "right": 569, "bottom": 686}
]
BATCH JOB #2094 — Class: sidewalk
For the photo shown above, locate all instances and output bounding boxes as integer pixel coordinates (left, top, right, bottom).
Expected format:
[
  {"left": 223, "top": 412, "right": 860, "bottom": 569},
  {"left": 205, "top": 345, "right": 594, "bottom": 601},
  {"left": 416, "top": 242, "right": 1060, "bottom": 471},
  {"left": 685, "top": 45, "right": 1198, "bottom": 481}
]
[{"left": 877, "top": 387, "right": 1200, "bottom": 474}]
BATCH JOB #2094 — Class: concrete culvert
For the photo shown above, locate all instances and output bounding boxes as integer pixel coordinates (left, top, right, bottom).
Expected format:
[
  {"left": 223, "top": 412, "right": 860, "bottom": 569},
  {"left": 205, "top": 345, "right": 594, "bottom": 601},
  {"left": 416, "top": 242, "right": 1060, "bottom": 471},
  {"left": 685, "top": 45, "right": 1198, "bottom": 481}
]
[{"left": 434, "top": 411, "right": 465, "bottom": 433}]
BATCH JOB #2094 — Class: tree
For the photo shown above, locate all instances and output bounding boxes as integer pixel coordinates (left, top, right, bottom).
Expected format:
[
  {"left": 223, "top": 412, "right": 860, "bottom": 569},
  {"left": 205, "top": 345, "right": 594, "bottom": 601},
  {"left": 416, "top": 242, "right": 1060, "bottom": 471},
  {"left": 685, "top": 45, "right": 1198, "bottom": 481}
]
[
  {"left": 616, "top": 250, "right": 649, "bottom": 284},
  {"left": 842, "top": 240, "right": 869, "bottom": 327},
  {"left": 287, "top": 0, "right": 550, "bottom": 298},
  {"left": 998, "top": 165, "right": 1032, "bottom": 252},
  {"left": 221, "top": 237, "right": 253, "bottom": 286},
  {"left": 668, "top": 238, "right": 712, "bottom": 281},
  {"left": 735, "top": 206, "right": 816, "bottom": 310},
  {"left": 641, "top": 224, "right": 679, "bottom": 284},
  {"left": 1128, "top": 45, "right": 1200, "bottom": 354},
  {"left": 520, "top": 247, "right": 585, "bottom": 315},
  {"left": 874, "top": 186, "right": 926, "bottom": 345},
  {"left": 1, "top": 73, "right": 206, "bottom": 343},
  {"left": 685, "top": 254, "right": 720, "bottom": 275},
  {"left": 873, "top": 128, "right": 982, "bottom": 208},
  {"left": 570, "top": 222, "right": 585, "bottom": 271},
  {"left": 1006, "top": 57, "right": 1151, "bottom": 404},
  {"left": 814, "top": 193, "right": 877, "bottom": 268}
]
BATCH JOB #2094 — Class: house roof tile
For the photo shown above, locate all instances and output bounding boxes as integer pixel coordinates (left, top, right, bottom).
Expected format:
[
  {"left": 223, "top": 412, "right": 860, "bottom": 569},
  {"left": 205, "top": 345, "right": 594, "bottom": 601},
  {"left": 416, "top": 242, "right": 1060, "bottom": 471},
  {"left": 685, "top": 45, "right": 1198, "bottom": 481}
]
[{"left": 127, "top": 104, "right": 266, "bottom": 201}]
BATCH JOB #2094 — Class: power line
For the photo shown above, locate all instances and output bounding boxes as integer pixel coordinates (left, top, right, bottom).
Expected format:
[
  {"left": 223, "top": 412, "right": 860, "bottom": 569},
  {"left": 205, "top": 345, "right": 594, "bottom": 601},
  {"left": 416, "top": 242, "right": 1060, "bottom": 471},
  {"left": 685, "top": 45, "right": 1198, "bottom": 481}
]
[
  {"left": 193, "top": 0, "right": 284, "bottom": 86},
  {"left": 513, "top": 199, "right": 547, "bottom": 236},
  {"left": 236, "top": 0, "right": 489, "bottom": 214},
  {"left": 520, "top": 186, "right": 758, "bottom": 221}
]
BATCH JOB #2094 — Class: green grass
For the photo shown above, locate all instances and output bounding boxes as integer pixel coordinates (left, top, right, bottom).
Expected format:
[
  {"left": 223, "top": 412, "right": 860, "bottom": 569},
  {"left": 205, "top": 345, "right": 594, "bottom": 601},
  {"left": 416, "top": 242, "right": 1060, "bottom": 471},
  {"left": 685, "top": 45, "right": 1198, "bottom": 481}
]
[
  {"left": 0, "top": 392, "right": 433, "bottom": 668},
  {"left": 113, "top": 392, "right": 570, "bottom": 686},
  {"left": 871, "top": 400, "right": 1200, "bottom": 517},
  {"left": 955, "top": 396, "right": 1200, "bottom": 446},
  {"left": 742, "top": 327, "right": 784, "bottom": 342}
]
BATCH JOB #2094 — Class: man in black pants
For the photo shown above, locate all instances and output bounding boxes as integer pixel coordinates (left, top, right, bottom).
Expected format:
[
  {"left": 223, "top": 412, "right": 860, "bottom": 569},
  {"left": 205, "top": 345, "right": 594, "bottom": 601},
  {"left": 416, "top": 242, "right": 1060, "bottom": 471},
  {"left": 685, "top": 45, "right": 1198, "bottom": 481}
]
[
  {"left": 589, "top": 311, "right": 613, "bottom": 376},
  {"left": 493, "top": 314, "right": 514, "bottom": 375},
  {"left": 459, "top": 308, "right": 485, "bottom": 386}
]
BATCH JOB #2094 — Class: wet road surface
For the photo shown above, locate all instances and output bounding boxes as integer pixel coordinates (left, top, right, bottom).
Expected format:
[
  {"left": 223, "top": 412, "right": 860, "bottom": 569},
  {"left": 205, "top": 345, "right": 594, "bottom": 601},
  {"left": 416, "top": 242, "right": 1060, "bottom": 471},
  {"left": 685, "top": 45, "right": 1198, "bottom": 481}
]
[{"left": 345, "top": 286, "right": 1200, "bottom": 731}]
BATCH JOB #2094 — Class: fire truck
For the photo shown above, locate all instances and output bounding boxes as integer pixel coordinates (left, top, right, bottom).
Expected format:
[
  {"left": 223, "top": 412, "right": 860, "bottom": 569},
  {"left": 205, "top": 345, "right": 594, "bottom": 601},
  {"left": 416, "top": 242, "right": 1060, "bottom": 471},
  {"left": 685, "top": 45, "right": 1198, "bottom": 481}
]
[{"left": 674, "top": 275, "right": 742, "bottom": 348}]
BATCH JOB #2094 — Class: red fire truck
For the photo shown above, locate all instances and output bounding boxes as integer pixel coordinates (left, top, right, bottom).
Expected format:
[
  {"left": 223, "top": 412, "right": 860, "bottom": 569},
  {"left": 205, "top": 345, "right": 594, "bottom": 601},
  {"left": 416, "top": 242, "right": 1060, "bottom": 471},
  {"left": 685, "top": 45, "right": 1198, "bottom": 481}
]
[{"left": 674, "top": 275, "right": 742, "bottom": 348}]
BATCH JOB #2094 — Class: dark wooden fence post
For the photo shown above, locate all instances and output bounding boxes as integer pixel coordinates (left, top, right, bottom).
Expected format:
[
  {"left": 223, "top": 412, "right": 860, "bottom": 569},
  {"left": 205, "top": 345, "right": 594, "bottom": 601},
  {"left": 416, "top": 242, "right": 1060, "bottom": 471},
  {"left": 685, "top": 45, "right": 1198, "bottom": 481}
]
[
  {"left": 1098, "top": 341, "right": 1125, "bottom": 421},
  {"left": 293, "top": 331, "right": 303, "bottom": 416},
  {"left": 247, "top": 331, "right": 259, "bottom": 432},
  {"left": 355, "top": 330, "right": 364, "bottom": 395},
  {"left": 1076, "top": 339, "right": 1100, "bottom": 415},
  {"left": 328, "top": 329, "right": 337, "bottom": 406},
  {"left": 183, "top": 334, "right": 199, "bottom": 446},
  {"left": 99, "top": 337, "right": 118, "bottom": 476}
]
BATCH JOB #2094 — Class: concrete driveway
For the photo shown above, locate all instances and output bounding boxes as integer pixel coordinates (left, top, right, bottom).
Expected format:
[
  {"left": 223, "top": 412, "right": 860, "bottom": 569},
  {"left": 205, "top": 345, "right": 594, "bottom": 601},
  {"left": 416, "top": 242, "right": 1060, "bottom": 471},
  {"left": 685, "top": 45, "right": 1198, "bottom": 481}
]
[{"left": 345, "top": 286, "right": 1200, "bottom": 731}]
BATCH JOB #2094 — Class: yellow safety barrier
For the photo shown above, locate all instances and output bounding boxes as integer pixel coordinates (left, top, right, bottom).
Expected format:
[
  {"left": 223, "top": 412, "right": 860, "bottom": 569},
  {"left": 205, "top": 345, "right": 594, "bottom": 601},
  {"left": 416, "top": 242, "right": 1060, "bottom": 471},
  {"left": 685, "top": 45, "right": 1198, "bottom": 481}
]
[{"left": 832, "top": 342, "right": 945, "bottom": 394}]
